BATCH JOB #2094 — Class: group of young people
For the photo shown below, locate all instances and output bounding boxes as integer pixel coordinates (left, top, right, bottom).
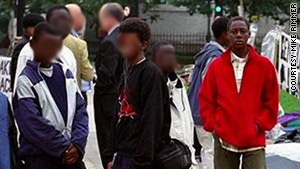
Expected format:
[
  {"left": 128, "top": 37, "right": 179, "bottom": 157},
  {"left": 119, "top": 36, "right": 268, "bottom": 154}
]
[{"left": 1, "top": 2, "right": 280, "bottom": 169}]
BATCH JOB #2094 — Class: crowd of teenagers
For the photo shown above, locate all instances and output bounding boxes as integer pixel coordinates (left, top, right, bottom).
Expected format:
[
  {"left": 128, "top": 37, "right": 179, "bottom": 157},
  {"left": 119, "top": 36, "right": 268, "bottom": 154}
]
[{"left": 0, "top": 2, "right": 280, "bottom": 169}]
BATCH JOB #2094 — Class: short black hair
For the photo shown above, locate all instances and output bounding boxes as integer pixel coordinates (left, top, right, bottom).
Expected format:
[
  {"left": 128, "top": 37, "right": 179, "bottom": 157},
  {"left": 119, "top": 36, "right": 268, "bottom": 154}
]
[
  {"left": 119, "top": 17, "right": 151, "bottom": 45},
  {"left": 212, "top": 17, "right": 229, "bottom": 39},
  {"left": 151, "top": 42, "right": 172, "bottom": 59},
  {"left": 23, "top": 13, "right": 45, "bottom": 28},
  {"left": 227, "top": 16, "right": 250, "bottom": 31},
  {"left": 32, "top": 22, "right": 63, "bottom": 41},
  {"left": 46, "top": 5, "right": 70, "bottom": 21},
  {"left": 102, "top": 3, "right": 124, "bottom": 22}
]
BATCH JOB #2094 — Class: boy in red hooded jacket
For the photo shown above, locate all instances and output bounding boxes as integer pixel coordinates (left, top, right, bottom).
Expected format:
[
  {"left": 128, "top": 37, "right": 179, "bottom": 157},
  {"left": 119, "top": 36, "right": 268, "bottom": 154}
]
[{"left": 199, "top": 16, "right": 279, "bottom": 169}]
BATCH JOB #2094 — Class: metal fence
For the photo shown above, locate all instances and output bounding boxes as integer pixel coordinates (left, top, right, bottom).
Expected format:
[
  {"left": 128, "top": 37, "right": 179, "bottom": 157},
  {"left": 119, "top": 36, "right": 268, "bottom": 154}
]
[
  {"left": 151, "top": 32, "right": 207, "bottom": 56},
  {"left": 86, "top": 31, "right": 265, "bottom": 57}
]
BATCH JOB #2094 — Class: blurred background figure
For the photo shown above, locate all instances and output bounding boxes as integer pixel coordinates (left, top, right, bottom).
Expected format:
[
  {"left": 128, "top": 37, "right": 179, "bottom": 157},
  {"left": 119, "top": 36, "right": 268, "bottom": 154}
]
[
  {"left": 66, "top": 3, "right": 86, "bottom": 38},
  {"left": 152, "top": 42, "right": 198, "bottom": 169},
  {"left": 66, "top": 3, "right": 94, "bottom": 102},
  {"left": 10, "top": 13, "right": 45, "bottom": 90},
  {"left": 94, "top": 3, "right": 124, "bottom": 168}
]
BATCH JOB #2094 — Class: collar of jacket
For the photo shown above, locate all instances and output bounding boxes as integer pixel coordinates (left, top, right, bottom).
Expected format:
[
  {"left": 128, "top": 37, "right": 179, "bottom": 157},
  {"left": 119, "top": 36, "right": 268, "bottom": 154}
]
[{"left": 222, "top": 44, "right": 258, "bottom": 64}]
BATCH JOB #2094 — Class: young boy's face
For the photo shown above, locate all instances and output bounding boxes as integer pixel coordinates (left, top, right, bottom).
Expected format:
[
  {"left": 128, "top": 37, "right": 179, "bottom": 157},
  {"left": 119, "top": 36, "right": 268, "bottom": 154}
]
[
  {"left": 118, "top": 32, "right": 147, "bottom": 60},
  {"left": 31, "top": 33, "right": 62, "bottom": 64},
  {"left": 154, "top": 45, "right": 177, "bottom": 75}
]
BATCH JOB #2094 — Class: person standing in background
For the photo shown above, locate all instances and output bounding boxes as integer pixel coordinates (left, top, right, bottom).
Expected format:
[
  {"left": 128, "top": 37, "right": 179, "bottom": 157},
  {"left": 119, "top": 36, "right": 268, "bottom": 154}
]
[
  {"left": 188, "top": 17, "right": 230, "bottom": 169},
  {"left": 94, "top": 3, "right": 124, "bottom": 168},
  {"left": 200, "top": 16, "right": 279, "bottom": 169},
  {"left": 46, "top": 5, "right": 94, "bottom": 88},
  {"left": 65, "top": 4, "right": 86, "bottom": 38},
  {"left": 10, "top": 13, "right": 45, "bottom": 90},
  {"left": 65, "top": 4, "right": 94, "bottom": 101},
  {"left": 152, "top": 42, "right": 198, "bottom": 169}
]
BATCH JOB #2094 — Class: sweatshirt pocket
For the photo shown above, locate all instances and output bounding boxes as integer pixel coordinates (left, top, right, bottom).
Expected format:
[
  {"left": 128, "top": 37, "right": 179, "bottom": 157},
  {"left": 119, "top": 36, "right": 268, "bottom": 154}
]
[{"left": 238, "top": 118, "right": 260, "bottom": 147}]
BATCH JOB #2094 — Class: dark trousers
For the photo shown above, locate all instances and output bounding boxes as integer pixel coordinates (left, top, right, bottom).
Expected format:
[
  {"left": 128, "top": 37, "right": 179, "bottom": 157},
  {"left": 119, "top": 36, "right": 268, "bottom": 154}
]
[
  {"left": 214, "top": 135, "right": 266, "bottom": 169},
  {"left": 94, "top": 92, "right": 118, "bottom": 169},
  {"left": 24, "top": 155, "right": 86, "bottom": 169}
]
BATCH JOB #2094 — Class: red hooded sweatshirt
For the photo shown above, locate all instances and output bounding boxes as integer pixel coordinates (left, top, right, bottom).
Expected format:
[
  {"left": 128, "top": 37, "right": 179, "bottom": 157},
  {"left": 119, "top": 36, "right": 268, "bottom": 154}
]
[{"left": 199, "top": 45, "right": 279, "bottom": 148}]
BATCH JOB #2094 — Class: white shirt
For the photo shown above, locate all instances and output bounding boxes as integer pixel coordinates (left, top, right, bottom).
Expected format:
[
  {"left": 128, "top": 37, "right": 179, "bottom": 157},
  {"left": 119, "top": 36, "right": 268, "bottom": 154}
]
[
  {"left": 13, "top": 43, "right": 77, "bottom": 94},
  {"left": 231, "top": 52, "right": 249, "bottom": 92},
  {"left": 108, "top": 24, "right": 120, "bottom": 36}
]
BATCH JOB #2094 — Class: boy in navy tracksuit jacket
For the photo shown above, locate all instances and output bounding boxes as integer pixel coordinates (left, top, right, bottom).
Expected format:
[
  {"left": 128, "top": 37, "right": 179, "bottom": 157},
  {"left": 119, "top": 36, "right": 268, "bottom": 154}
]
[{"left": 13, "top": 22, "right": 88, "bottom": 169}]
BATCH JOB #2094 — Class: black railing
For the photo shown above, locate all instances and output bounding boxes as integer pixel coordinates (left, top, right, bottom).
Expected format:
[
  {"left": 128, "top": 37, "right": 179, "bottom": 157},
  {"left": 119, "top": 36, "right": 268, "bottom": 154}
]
[{"left": 86, "top": 31, "right": 265, "bottom": 58}]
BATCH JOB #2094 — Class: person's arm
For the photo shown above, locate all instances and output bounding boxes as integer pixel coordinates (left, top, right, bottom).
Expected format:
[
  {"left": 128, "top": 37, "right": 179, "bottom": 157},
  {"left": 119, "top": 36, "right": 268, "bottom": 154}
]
[
  {"left": 13, "top": 48, "right": 33, "bottom": 94},
  {"left": 103, "top": 106, "right": 119, "bottom": 167},
  {"left": 95, "top": 40, "right": 119, "bottom": 92},
  {"left": 201, "top": 53, "right": 220, "bottom": 80},
  {"left": 254, "top": 62, "right": 279, "bottom": 131},
  {"left": 70, "top": 92, "right": 89, "bottom": 159},
  {"left": 132, "top": 70, "right": 165, "bottom": 169},
  {"left": 13, "top": 76, "right": 71, "bottom": 158},
  {"left": 199, "top": 62, "right": 218, "bottom": 132},
  {"left": 79, "top": 41, "right": 94, "bottom": 81}
]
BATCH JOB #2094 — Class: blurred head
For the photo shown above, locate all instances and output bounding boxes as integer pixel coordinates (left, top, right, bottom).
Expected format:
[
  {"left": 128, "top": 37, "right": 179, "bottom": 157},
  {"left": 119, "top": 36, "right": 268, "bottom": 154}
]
[
  {"left": 30, "top": 22, "right": 63, "bottom": 65},
  {"left": 227, "top": 16, "right": 250, "bottom": 50},
  {"left": 152, "top": 42, "right": 177, "bottom": 75},
  {"left": 66, "top": 4, "right": 85, "bottom": 32},
  {"left": 119, "top": 18, "right": 151, "bottom": 60},
  {"left": 23, "top": 13, "right": 45, "bottom": 36},
  {"left": 99, "top": 3, "right": 124, "bottom": 32},
  {"left": 46, "top": 5, "right": 72, "bottom": 38},
  {"left": 212, "top": 17, "right": 230, "bottom": 46}
]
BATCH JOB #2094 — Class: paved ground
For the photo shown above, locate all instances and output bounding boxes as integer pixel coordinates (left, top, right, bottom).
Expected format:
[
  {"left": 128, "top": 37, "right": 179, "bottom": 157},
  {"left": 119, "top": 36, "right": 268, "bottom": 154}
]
[{"left": 84, "top": 92, "right": 103, "bottom": 169}]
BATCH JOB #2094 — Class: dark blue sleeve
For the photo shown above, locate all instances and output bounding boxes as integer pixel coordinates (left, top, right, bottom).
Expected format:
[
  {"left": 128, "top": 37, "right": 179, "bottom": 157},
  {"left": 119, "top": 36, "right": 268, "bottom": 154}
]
[
  {"left": 71, "top": 93, "right": 89, "bottom": 157},
  {"left": 14, "top": 97, "right": 71, "bottom": 158}
]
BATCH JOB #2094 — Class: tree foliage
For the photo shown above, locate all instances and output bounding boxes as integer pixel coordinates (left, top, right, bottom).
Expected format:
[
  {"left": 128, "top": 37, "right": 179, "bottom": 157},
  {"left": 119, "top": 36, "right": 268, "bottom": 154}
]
[{"left": 0, "top": 0, "right": 299, "bottom": 39}]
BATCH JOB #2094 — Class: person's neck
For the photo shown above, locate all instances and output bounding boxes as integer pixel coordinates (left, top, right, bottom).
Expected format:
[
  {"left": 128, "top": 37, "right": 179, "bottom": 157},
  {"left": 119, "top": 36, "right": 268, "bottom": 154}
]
[
  {"left": 232, "top": 46, "right": 249, "bottom": 58},
  {"left": 34, "top": 58, "right": 52, "bottom": 68},
  {"left": 128, "top": 53, "right": 145, "bottom": 66},
  {"left": 216, "top": 39, "right": 226, "bottom": 47},
  {"left": 40, "top": 62, "right": 52, "bottom": 68},
  {"left": 108, "top": 23, "right": 120, "bottom": 32}
]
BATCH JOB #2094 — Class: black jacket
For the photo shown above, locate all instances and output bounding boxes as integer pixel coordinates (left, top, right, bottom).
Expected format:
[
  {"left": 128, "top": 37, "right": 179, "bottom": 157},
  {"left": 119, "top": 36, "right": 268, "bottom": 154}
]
[
  {"left": 10, "top": 35, "right": 30, "bottom": 90},
  {"left": 105, "top": 59, "right": 171, "bottom": 169},
  {"left": 95, "top": 27, "right": 123, "bottom": 95}
]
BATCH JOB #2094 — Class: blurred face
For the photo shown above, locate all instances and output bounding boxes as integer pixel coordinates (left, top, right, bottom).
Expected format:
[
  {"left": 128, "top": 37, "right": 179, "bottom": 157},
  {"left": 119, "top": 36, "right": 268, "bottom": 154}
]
[
  {"left": 31, "top": 33, "right": 62, "bottom": 64},
  {"left": 118, "top": 32, "right": 147, "bottom": 60},
  {"left": 228, "top": 20, "right": 250, "bottom": 49},
  {"left": 69, "top": 7, "right": 85, "bottom": 31},
  {"left": 25, "top": 27, "right": 35, "bottom": 37},
  {"left": 154, "top": 45, "right": 177, "bottom": 75},
  {"left": 48, "top": 9, "right": 72, "bottom": 38},
  {"left": 99, "top": 9, "right": 113, "bottom": 32}
]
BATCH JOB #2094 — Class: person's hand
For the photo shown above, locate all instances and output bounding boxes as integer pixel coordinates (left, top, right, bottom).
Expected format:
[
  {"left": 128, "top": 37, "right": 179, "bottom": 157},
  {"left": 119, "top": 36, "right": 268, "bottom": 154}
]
[
  {"left": 107, "top": 161, "right": 113, "bottom": 169},
  {"left": 64, "top": 144, "right": 80, "bottom": 165}
]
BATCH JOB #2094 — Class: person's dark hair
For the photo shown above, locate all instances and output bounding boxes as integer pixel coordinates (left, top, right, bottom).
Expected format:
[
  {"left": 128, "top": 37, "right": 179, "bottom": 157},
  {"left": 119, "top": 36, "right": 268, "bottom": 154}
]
[
  {"left": 212, "top": 17, "right": 229, "bottom": 39},
  {"left": 23, "top": 13, "right": 45, "bottom": 28},
  {"left": 151, "top": 42, "right": 172, "bottom": 59},
  {"left": 46, "top": 5, "right": 70, "bottom": 21},
  {"left": 102, "top": 3, "right": 124, "bottom": 22},
  {"left": 119, "top": 17, "right": 151, "bottom": 45},
  {"left": 32, "top": 22, "right": 63, "bottom": 41},
  {"left": 227, "top": 16, "right": 250, "bottom": 31}
]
